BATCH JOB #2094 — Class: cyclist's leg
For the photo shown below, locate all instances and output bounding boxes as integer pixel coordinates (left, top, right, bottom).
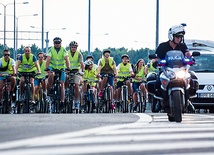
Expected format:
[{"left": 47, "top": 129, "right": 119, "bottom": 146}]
[
  {"left": 30, "top": 77, "right": 35, "bottom": 102},
  {"left": 108, "top": 75, "right": 114, "bottom": 102},
  {"left": 20, "top": 76, "right": 25, "bottom": 95},
  {"left": 60, "top": 71, "right": 66, "bottom": 103},
  {"left": 34, "top": 79, "right": 40, "bottom": 101},
  {"left": 132, "top": 82, "right": 138, "bottom": 105},
  {"left": 125, "top": 79, "right": 132, "bottom": 98},
  {"left": 0, "top": 78, "right": 4, "bottom": 101},
  {"left": 47, "top": 71, "right": 54, "bottom": 94},
  {"left": 8, "top": 76, "right": 16, "bottom": 93}
]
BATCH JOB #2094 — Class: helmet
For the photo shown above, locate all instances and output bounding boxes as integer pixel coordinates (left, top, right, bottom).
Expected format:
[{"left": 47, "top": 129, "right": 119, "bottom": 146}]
[
  {"left": 121, "top": 54, "right": 129, "bottom": 59},
  {"left": 103, "top": 49, "right": 111, "bottom": 55},
  {"left": 53, "top": 37, "right": 62, "bottom": 43},
  {"left": 84, "top": 60, "right": 94, "bottom": 66},
  {"left": 86, "top": 55, "right": 94, "bottom": 60},
  {"left": 168, "top": 24, "right": 185, "bottom": 41},
  {"left": 69, "top": 41, "right": 78, "bottom": 47}
]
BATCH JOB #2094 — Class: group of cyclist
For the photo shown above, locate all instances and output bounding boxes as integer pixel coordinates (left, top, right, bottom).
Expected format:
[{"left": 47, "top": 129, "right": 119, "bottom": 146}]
[{"left": 0, "top": 36, "right": 157, "bottom": 113}]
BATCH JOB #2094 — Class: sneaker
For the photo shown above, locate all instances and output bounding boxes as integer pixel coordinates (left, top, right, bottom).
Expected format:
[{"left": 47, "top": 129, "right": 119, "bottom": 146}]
[
  {"left": 98, "top": 91, "right": 103, "bottom": 97},
  {"left": 74, "top": 101, "right": 79, "bottom": 109},
  {"left": 31, "top": 100, "right": 36, "bottom": 105}
]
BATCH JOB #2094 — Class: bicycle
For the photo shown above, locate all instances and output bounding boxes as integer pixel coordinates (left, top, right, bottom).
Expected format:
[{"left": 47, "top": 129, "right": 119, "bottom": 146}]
[
  {"left": 97, "top": 74, "right": 114, "bottom": 113},
  {"left": 17, "top": 72, "right": 37, "bottom": 113},
  {"left": 0, "top": 74, "right": 12, "bottom": 114},
  {"left": 134, "top": 82, "right": 147, "bottom": 113},
  {"left": 46, "top": 68, "right": 64, "bottom": 114},
  {"left": 65, "top": 68, "right": 81, "bottom": 113},
  {"left": 116, "top": 76, "right": 133, "bottom": 113},
  {"left": 83, "top": 79, "right": 98, "bottom": 113},
  {"left": 34, "top": 77, "right": 48, "bottom": 113}
]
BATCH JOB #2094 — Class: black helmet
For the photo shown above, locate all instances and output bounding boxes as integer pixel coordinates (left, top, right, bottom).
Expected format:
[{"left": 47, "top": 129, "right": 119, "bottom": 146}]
[
  {"left": 69, "top": 41, "right": 78, "bottom": 47},
  {"left": 53, "top": 37, "right": 62, "bottom": 43},
  {"left": 103, "top": 49, "right": 111, "bottom": 55},
  {"left": 86, "top": 55, "right": 94, "bottom": 60},
  {"left": 121, "top": 54, "right": 129, "bottom": 59}
]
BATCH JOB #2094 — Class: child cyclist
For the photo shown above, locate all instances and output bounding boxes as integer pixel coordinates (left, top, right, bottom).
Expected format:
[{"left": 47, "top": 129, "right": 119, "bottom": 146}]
[{"left": 81, "top": 59, "right": 98, "bottom": 111}]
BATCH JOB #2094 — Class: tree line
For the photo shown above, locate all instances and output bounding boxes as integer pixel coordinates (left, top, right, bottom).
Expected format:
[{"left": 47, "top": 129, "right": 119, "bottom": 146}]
[{"left": 0, "top": 43, "right": 155, "bottom": 65}]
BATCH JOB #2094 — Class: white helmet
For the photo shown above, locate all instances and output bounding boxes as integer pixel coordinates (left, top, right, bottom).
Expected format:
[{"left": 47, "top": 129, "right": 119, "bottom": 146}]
[
  {"left": 84, "top": 60, "right": 93, "bottom": 66},
  {"left": 168, "top": 24, "right": 185, "bottom": 41}
]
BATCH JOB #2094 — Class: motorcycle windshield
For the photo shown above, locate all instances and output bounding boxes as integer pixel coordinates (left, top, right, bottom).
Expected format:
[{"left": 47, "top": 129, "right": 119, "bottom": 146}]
[{"left": 165, "top": 50, "right": 185, "bottom": 68}]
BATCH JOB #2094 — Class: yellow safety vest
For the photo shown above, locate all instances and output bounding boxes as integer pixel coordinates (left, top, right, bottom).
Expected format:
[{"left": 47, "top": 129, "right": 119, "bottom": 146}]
[
  {"left": 83, "top": 68, "right": 98, "bottom": 86},
  {"left": 68, "top": 50, "right": 80, "bottom": 70},
  {"left": 19, "top": 54, "right": 36, "bottom": 72},
  {"left": 118, "top": 63, "right": 131, "bottom": 81},
  {"left": 100, "top": 57, "right": 114, "bottom": 69},
  {"left": 49, "top": 47, "right": 66, "bottom": 69},
  {"left": 1, "top": 57, "right": 13, "bottom": 74},
  {"left": 35, "top": 60, "right": 46, "bottom": 79},
  {"left": 132, "top": 66, "right": 145, "bottom": 82}
]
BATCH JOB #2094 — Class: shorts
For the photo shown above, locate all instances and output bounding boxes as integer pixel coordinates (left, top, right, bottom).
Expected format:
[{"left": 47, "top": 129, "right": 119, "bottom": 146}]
[
  {"left": 73, "top": 75, "right": 82, "bottom": 85},
  {"left": 49, "top": 67, "right": 66, "bottom": 82},
  {"left": 100, "top": 73, "right": 114, "bottom": 87},
  {"left": 132, "top": 82, "right": 141, "bottom": 93},
  {"left": 34, "top": 78, "right": 45, "bottom": 86}
]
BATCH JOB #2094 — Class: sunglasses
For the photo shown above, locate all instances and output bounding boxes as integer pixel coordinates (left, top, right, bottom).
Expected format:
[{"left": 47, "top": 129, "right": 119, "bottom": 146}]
[
  {"left": 4, "top": 54, "right": 10, "bottom": 56},
  {"left": 39, "top": 57, "right": 43, "bottom": 58},
  {"left": 71, "top": 46, "right": 77, "bottom": 48},
  {"left": 174, "top": 35, "right": 183, "bottom": 38},
  {"left": 54, "top": 42, "right": 61, "bottom": 44}
]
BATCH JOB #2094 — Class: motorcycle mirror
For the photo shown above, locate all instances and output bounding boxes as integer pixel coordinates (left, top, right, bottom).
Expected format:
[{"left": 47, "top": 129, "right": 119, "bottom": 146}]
[
  {"left": 192, "top": 51, "right": 200, "bottom": 56},
  {"left": 149, "top": 54, "right": 158, "bottom": 59}
]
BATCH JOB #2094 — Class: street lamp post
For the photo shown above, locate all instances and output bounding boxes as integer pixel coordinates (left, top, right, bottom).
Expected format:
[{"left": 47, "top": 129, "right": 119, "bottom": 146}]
[
  {"left": 16, "top": 14, "right": 38, "bottom": 50},
  {"left": 0, "top": 1, "right": 28, "bottom": 49},
  {"left": 30, "top": 26, "right": 66, "bottom": 53}
]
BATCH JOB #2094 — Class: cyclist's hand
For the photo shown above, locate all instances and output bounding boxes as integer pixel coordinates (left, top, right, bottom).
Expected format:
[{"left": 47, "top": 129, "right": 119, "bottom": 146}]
[
  {"left": 79, "top": 71, "right": 84, "bottom": 76},
  {"left": 37, "top": 72, "right": 41, "bottom": 75},
  {"left": 96, "top": 74, "right": 101, "bottom": 78},
  {"left": 131, "top": 73, "right": 135, "bottom": 78}
]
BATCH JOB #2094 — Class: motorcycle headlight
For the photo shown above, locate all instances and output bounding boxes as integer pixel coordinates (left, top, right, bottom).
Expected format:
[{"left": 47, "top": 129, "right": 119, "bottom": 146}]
[{"left": 176, "top": 70, "right": 186, "bottom": 79}]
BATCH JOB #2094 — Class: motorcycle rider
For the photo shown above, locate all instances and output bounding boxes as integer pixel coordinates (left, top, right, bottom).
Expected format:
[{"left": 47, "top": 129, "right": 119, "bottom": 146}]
[{"left": 153, "top": 24, "right": 197, "bottom": 112}]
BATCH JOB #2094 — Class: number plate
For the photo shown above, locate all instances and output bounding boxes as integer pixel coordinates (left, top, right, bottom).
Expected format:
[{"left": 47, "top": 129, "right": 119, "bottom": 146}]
[{"left": 198, "top": 93, "right": 214, "bottom": 98}]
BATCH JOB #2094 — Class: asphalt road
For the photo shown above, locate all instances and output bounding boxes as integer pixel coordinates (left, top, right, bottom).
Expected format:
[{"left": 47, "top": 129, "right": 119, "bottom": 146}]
[{"left": 0, "top": 112, "right": 214, "bottom": 155}]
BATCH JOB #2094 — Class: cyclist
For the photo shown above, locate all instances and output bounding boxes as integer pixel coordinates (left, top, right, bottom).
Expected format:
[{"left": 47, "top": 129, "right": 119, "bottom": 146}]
[
  {"left": 34, "top": 52, "right": 47, "bottom": 101},
  {"left": 145, "top": 58, "right": 158, "bottom": 75},
  {"left": 16, "top": 46, "right": 41, "bottom": 104},
  {"left": 66, "top": 41, "right": 84, "bottom": 110},
  {"left": 86, "top": 55, "right": 98, "bottom": 70},
  {"left": 82, "top": 60, "right": 98, "bottom": 111},
  {"left": 0, "top": 49, "right": 16, "bottom": 104},
  {"left": 97, "top": 49, "right": 117, "bottom": 104},
  {"left": 132, "top": 59, "right": 147, "bottom": 111},
  {"left": 115, "top": 54, "right": 134, "bottom": 103},
  {"left": 45, "top": 37, "right": 70, "bottom": 108}
]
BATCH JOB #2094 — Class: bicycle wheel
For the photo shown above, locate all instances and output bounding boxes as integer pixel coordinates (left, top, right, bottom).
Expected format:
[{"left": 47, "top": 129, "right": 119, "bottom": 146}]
[
  {"left": 122, "top": 87, "right": 128, "bottom": 113},
  {"left": 24, "top": 85, "right": 30, "bottom": 113},
  {"left": 105, "top": 87, "right": 111, "bottom": 113},
  {"left": 2, "top": 90, "right": 10, "bottom": 114}
]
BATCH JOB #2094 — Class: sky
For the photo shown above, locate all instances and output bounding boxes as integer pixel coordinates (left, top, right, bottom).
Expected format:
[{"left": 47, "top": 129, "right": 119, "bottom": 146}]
[{"left": 0, "top": 0, "right": 214, "bottom": 52}]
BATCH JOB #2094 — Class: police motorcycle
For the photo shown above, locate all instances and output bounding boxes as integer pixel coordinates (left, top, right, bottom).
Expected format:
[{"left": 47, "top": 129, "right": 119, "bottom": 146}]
[{"left": 146, "top": 50, "right": 200, "bottom": 122}]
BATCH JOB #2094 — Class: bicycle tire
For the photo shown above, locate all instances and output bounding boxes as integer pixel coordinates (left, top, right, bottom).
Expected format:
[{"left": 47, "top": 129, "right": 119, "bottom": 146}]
[
  {"left": 24, "top": 85, "right": 30, "bottom": 113},
  {"left": 122, "top": 87, "right": 128, "bottom": 113},
  {"left": 105, "top": 87, "right": 111, "bottom": 113},
  {"left": 2, "top": 90, "right": 9, "bottom": 114}
]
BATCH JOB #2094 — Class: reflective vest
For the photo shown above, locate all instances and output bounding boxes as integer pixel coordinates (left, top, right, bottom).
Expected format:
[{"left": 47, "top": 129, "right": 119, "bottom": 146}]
[
  {"left": 148, "top": 61, "right": 157, "bottom": 73},
  {"left": 83, "top": 68, "right": 97, "bottom": 86},
  {"left": 68, "top": 50, "right": 80, "bottom": 70},
  {"left": 35, "top": 60, "right": 46, "bottom": 79},
  {"left": 100, "top": 57, "right": 114, "bottom": 69},
  {"left": 118, "top": 63, "right": 131, "bottom": 81},
  {"left": 1, "top": 57, "right": 13, "bottom": 74},
  {"left": 132, "top": 66, "right": 145, "bottom": 82},
  {"left": 19, "top": 54, "right": 36, "bottom": 72},
  {"left": 49, "top": 47, "right": 66, "bottom": 69}
]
